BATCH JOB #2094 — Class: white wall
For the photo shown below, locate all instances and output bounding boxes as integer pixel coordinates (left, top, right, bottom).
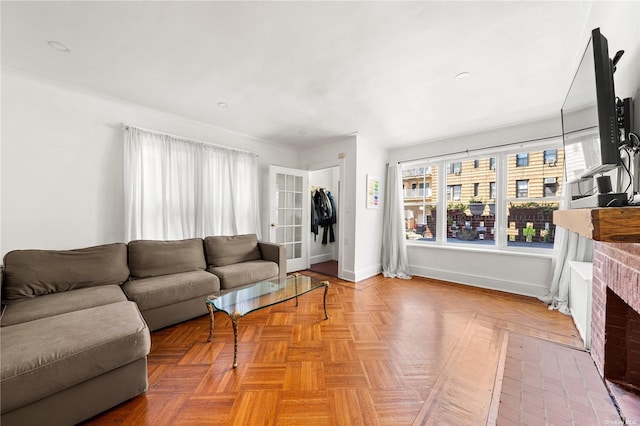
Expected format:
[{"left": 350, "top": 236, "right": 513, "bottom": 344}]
[
  {"left": 301, "top": 134, "right": 388, "bottom": 282},
  {"left": 586, "top": 2, "right": 640, "bottom": 196},
  {"left": 353, "top": 134, "right": 387, "bottom": 281},
  {"left": 309, "top": 167, "right": 339, "bottom": 263},
  {"left": 584, "top": 2, "right": 640, "bottom": 107},
  {"left": 408, "top": 245, "right": 552, "bottom": 297},
  {"left": 389, "top": 116, "right": 562, "bottom": 165},
  {"left": 300, "top": 135, "right": 356, "bottom": 280},
  {"left": 0, "top": 70, "right": 298, "bottom": 256}
]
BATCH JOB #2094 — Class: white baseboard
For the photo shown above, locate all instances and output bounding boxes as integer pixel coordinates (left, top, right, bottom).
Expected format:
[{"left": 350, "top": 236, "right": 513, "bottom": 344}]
[
  {"left": 341, "top": 269, "right": 356, "bottom": 282},
  {"left": 310, "top": 253, "right": 335, "bottom": 264},
  {"left": 354, "top": 264, "right": 382, "bottom": 282},
  {"left": 409, "top": 265, "right": 548, "bottom": 298}
]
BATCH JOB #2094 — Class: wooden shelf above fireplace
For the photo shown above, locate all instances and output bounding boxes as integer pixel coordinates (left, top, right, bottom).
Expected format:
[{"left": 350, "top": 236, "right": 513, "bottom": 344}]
[{"left": 553, "top": 206, "right": 640, "bottom": 242}]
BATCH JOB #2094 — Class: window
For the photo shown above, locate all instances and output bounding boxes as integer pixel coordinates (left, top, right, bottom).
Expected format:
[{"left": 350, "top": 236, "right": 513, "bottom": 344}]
[
  {"left": 507, "top": 148, "right": 562, "bottom": 248},
  {"left": 445, "top": 155, "right": 496, "bottom": 245},
  {"left": 402, "top": 142, "right": 562, "bottom": 250},
  {"left": 516, "top": 180, "right": 529, "bottom": 198},
  {"left": 516, "top": 153, "right": 529, "bottom": 167},
  {"left": 402, "top": 164, "right": 436, "bottom": 240},
  {"left": 544, "top": 149, "right": 558, "bottom": 165},
  {"left": 124, "top": 126, "right": 261, "bottom": 241},
  {"left": 544, "top": 177, "right": 558, "bottom": 197},
  {"left": 448, "top": 162, "right": 462, "bottom": 175},
  {"left": 447, "top": 185, "right": 462, "bottom": 201}
]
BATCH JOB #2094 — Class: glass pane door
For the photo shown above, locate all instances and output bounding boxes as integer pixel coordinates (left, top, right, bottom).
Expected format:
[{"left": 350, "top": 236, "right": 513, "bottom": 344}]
[{"left": 269, "top": 166, "right": 308, "bottom": 272}]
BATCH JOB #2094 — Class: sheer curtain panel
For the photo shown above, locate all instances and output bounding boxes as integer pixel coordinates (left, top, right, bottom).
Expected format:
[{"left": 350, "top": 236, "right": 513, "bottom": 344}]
[
  {"left": 381, "top": 163, "right": 411, "bottom": 279},
  {"left": 124, "top": 126, "right": 261, "bottom": 241},
  {"left": 538, "top": 177, "right": 593, "bottom": 313}
]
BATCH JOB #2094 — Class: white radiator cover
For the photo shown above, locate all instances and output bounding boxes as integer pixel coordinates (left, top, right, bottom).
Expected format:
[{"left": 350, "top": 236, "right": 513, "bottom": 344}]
[{"left": 568, "top": 260, "right": 593, "bottom": 350}]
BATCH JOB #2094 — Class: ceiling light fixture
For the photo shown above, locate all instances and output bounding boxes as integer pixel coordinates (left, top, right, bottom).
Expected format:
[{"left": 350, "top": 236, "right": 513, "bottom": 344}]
[
  {"left": 217, "top": 102, "right": 229, "bottom": 108},
  {"left": 47, "top": 41, "right": 71, "bottom": 53},
  {"left": 455, "top": 72, "right": 470, "bottom": 80}
]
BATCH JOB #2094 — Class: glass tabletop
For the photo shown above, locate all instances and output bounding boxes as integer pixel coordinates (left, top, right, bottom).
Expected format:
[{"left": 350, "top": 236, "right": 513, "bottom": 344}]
[{"left": 206, "top": 274, "right": 327, "bottom": 318}]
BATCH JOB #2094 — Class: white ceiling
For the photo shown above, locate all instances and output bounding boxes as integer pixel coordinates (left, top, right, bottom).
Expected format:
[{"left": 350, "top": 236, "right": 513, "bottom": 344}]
[{"left": 2, "top": 1, "right": 594, "bottom": 149}]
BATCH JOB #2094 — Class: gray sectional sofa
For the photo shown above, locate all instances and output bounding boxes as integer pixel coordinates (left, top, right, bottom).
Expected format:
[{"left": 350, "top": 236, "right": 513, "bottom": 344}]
[{"left": 0, "top": 234, "right": 285, "bottom": 426}]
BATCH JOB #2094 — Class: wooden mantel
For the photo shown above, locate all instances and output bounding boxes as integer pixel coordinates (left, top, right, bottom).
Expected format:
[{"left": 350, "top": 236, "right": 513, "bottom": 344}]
[{"left": 553, "top": 206, "right": 640, "bottom": 242}]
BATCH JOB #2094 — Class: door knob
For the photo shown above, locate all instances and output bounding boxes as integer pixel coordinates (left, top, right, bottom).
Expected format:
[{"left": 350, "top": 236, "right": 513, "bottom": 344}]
[{"left": 271, "top": 223, "right": 277, "bottom": 227}]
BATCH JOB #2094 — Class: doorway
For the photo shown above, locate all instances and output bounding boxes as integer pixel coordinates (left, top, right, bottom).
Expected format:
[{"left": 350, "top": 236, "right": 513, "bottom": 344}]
[{"left": 309, "top": 166, "right": 340, "bottom": 278}]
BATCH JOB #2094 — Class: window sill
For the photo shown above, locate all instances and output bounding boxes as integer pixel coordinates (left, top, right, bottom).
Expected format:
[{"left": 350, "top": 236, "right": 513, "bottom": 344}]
[{"left": 405, "top": 239, "right": 555, "bottom": 260}]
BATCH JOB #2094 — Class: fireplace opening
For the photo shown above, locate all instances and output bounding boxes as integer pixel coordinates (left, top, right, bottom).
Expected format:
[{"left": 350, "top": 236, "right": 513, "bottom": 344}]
[{"left": 604, "top": 288, "right": 640, "bottom": 393}]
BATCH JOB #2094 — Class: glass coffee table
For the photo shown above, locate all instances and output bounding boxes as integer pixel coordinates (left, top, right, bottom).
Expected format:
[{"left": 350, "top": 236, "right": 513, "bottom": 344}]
[{"left": 206, "top": 273, "right": 330, "bottom": 368}]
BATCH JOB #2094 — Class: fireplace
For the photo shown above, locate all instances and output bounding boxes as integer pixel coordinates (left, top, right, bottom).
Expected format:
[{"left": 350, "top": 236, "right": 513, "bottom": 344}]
[
  {"left": 552, "top": 207, "right": 640, "bottom": 419},
  {"left": 591, "top": 241, "right": 640, "bottom": 411},
  {"left": 603, "top": 288, "right": 640, "bottom": 390}
]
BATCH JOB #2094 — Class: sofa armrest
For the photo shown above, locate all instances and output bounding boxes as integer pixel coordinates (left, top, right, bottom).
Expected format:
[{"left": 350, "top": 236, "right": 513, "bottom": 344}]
[
  {"left": 258, "top": 241, "right": 286, "bottom": 281},
  {"left": 1, "top": 265, "right": 5, "bottom": 321}
]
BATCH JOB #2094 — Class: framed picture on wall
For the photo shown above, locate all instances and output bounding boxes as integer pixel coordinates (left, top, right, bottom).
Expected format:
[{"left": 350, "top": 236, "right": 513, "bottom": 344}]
[{"left": 366, "top": 174, "right": 380, "bottom": 209}]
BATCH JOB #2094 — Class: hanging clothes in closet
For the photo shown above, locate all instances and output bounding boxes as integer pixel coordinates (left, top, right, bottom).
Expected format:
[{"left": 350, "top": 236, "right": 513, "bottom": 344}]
[{"left": 311, "top": 188, "right": 336, "bottom": 245}]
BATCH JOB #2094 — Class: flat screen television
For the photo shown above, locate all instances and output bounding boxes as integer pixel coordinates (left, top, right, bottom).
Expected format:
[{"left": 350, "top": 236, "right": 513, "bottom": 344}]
[{"left": 561, "top": 28, "right": 620, "bottom": 184}]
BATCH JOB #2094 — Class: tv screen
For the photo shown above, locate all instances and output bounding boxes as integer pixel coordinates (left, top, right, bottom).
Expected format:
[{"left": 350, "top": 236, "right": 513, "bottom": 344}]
[{"left": 561, "top": 28, "right": 619, "bottom": 184}]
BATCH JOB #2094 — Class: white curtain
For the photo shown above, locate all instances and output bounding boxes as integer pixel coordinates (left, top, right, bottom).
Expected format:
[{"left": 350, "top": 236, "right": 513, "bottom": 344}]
[
  {"left": 381, "top": 163, "right": 411, "bottom": 279},
  {"left": 538, "top": 180, "right": 593, "bottom": 314},
  {"left": 124, "top": 126, "right": 261, "bottom": 241}
]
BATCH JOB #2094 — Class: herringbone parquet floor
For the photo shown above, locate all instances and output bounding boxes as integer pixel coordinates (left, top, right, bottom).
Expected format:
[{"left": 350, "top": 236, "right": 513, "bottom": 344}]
[{"left": 83, "top": 273, "right": 591, "bottom": 425}]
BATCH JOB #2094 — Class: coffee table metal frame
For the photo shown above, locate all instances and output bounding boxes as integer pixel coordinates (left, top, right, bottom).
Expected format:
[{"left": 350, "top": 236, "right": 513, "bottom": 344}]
[{"left": 206, "top": 273, "right": 329, "bottom": 368}]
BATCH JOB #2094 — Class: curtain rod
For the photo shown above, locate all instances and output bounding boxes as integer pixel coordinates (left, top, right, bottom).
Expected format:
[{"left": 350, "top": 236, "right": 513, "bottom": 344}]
[
  {"left": 122, "top": 124, "right": 258, "bottom": 157},
  {"left": 399, "top": 134, "right": 562, "bottom": 165}
]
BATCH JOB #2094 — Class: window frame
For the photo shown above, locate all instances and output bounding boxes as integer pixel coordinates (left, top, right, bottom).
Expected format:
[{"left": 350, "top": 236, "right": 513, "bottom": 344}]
[
  {"left": 543, "top": 149, "right": 558, "bottom": 164},
  {"left": 516, "top": 179, "right": 529, "bottom": 198},
  {"left": 448, "top": 162, "right": 462, "bottom": 175},
  {"left": 543, "top": 177, "right": 558, "bottom": 197},
  {"left": 515, "top": 153, "right": 529, "bottom": 167},
  {"left": 447, "top": 184, "right": 462, "bottom": 201},
  {"left": 489, "top": 182, "right": 496, "bottom": 200},
  {"left": 401, "top": 138, "right": 563, "bottom": 253}
]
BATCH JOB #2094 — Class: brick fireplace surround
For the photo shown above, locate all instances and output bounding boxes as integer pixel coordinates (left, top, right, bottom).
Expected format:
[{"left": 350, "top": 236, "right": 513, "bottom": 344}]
[{"left": 591, "top": 241, "right": 640, "bottom": 417}]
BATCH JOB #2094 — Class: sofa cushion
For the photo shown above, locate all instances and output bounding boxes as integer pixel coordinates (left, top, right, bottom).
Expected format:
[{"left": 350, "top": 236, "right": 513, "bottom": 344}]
[
  {"left": 204, "top": 234, "right": 262, "bottom": 267},
  {"left": 0, "top": 301, "right": 150, "bottom": 414},
  {"left": 2, "top": 243, "right": 129, "bottom": 302},
  {"left": 0, "top": 285, "right": 127, "bottom": 327},
  {"left": 123, "top": 270, "right": 219, "bottom": 312},
  {"left": 208, "top": 260, "right": 279, "bottom": 290},
  {"left": 128, "top": 238, "right": 206, "bottom": 278}
]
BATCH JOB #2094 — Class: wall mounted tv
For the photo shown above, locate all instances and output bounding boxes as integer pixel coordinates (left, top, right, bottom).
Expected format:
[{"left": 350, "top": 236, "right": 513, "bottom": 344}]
[{"left": 562, "top": 28, "right": 620, "bottom": 184}]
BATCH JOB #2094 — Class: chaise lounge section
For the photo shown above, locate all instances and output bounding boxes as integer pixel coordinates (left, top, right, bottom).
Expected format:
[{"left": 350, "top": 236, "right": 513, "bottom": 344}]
[
  {"left": 0, "top": 244, "right": 151, "bottom": 426},
  {"left": 0, "top": 234, "right": 285, "bottom": 425}
]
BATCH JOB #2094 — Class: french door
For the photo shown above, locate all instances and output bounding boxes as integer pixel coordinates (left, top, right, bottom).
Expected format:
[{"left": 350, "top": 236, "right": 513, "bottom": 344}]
[{"left": 268, "top": 165, "right": 309, "bottom": 272}]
